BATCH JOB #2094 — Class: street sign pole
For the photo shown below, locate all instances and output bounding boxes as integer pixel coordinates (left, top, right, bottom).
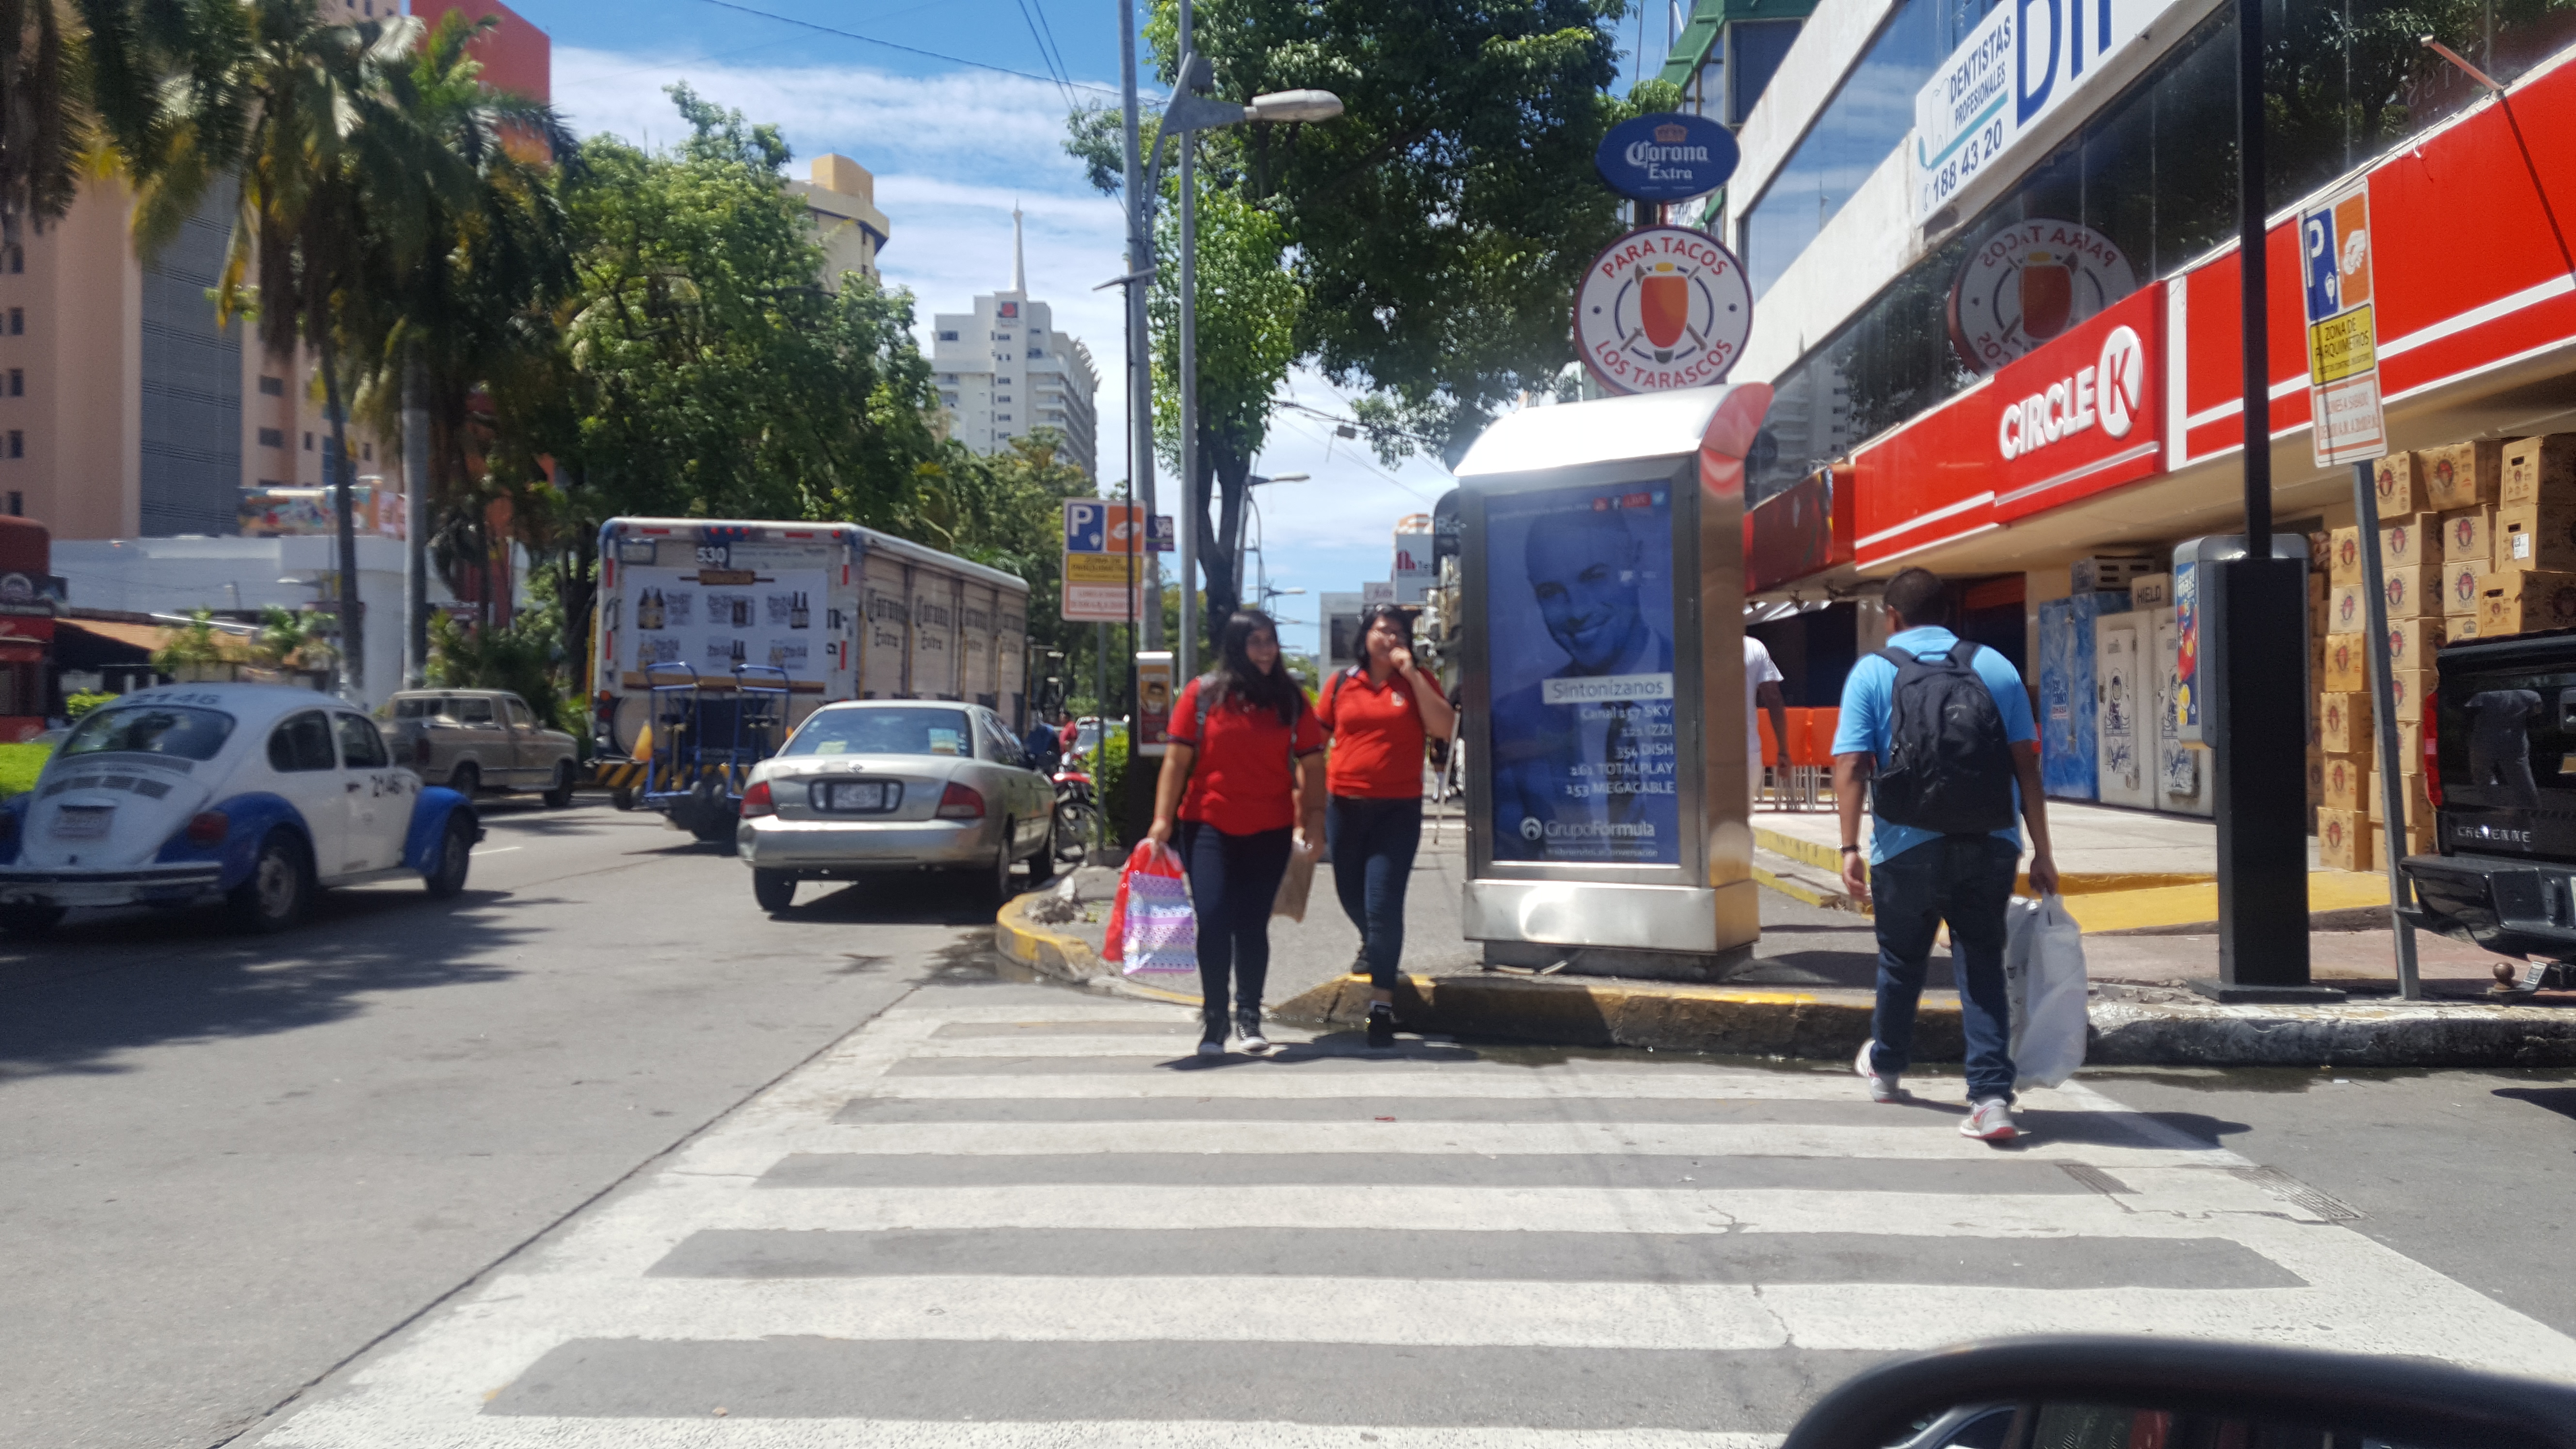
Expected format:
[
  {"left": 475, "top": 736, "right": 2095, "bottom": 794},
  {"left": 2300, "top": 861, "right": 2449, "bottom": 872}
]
[{"left": 2298, "top": 174, "right": 2419, "bottom": 999}]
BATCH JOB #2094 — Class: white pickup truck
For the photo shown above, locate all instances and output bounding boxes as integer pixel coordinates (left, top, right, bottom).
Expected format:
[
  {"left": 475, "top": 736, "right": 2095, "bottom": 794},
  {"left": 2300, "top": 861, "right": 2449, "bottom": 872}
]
[{"left": 384, "top": 690, "right": 580, "bottom": 806}]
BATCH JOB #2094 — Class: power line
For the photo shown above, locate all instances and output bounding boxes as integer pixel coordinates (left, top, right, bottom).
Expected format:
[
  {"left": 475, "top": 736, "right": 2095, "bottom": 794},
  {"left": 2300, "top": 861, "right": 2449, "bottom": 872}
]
[
  {"left": 1025, "top": 0, "right": 1081, "bottom": 102},
  {"left": 685, "top": 0, "right": 1126, "bottom": 98},
  {"left": 1010, "top": 0, "right": 1077, "bottom": 113}
]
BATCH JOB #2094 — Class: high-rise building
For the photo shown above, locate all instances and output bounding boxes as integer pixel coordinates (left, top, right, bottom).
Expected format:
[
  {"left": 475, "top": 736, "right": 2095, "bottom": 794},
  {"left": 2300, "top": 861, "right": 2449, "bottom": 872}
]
[
  {"left": 930, "top": 208, "right": 1099, "bottom": 478},
  {"left": 788, "top": 155, "right": 891, "bottom": 288},
  {"left": 0, "top": 0, "right": 551, "bottom": 544}
]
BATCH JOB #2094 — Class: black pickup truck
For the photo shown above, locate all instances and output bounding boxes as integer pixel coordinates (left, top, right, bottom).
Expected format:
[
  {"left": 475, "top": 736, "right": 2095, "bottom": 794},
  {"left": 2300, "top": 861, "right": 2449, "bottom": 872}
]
[{"left": 2400, "top": 628, "right": 2576, "bottom": 989}]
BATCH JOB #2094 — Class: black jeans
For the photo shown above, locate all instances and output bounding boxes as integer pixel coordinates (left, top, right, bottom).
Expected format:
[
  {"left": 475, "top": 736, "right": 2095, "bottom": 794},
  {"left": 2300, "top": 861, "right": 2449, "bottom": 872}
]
[
  {"left": 1178, "top": 820, "right": 1293, "bottom": 1038},
  {"left": 1866, "top": 834, "right": 2019, "bottom": 1102},
  {"left": 1327, "top": 795, "right": 1422, "bottom": 990}
]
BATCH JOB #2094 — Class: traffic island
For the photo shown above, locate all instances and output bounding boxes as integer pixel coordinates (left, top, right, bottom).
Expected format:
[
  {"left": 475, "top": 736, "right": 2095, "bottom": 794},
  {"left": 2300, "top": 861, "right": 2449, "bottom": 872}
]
[{"left": 1268, "top": 970, "right": 2576, "bottom": 1068}]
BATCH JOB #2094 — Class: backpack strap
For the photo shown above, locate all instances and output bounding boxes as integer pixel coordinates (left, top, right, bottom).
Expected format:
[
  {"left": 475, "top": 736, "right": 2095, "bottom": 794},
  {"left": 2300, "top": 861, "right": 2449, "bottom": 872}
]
[{"left": 1878, "top": 639, "right": 1979, "bottom": 671}]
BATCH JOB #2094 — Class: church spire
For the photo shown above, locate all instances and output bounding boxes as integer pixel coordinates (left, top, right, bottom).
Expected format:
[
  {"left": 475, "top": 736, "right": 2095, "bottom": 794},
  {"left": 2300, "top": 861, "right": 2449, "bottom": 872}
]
[{"left": 1011, "top": 202, "right": 1026, "bottom": 294}]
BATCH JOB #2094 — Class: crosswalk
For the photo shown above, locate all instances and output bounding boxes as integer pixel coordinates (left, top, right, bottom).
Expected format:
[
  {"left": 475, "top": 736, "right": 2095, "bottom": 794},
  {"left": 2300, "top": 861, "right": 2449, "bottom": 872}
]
[{"left": 255, "top": 981, "right": 2576, "bottom": 1447}]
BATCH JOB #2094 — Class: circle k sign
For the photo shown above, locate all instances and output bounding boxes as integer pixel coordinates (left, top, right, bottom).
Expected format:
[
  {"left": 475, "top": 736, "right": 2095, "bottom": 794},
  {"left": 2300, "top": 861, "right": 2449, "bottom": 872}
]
[
  {"left": 1996, "top": 323, "right": 2147, "bottom": 461},
  {"left": 1575, "top": 225, "right": 1754, "bottom": 395}
]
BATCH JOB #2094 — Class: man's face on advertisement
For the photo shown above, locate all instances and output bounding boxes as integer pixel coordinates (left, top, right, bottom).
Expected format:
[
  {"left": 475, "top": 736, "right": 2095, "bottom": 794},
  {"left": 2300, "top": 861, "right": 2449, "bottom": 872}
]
[{"left": 1526, "top": 514, "right": 1642, "bottom": 673}]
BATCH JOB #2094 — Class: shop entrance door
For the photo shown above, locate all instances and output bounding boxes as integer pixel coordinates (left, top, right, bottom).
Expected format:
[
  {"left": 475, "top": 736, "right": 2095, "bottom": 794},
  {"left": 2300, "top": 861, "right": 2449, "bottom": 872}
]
[{"left": 2094, "top": 612, "right": 2149, "bottom": 807}]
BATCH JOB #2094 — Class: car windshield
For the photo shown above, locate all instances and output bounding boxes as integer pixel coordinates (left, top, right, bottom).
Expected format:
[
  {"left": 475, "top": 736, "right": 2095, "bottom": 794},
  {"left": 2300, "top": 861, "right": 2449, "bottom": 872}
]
[
  {"left": 785, "top": 706, "right": 974, "bottom": 758},
  {"left": 60, "top": 704, "right": 236, "bottom": 761},
  {"left": 392, "top": 697, "right": 448, "bottom": 720}
]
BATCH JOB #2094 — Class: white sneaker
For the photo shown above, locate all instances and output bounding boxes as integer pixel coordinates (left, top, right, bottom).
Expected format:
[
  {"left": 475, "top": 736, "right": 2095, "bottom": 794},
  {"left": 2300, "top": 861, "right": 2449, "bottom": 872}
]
[
  {"left": 1855, "top": 1038, "right": 1900, "bottom": 1103},
  {"left": 1236, "top": 1028, "right": 1273, "bottom": 1055},
  {"left": 1960, "top": 1097, "right": 2018, "bottom": 1141}
]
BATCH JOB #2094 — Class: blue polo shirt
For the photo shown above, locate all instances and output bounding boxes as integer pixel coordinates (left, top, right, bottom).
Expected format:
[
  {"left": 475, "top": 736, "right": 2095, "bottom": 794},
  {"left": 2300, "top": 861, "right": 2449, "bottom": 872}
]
[{"left": 1831, "top": 626, "right": 2036, "bottom": 865}]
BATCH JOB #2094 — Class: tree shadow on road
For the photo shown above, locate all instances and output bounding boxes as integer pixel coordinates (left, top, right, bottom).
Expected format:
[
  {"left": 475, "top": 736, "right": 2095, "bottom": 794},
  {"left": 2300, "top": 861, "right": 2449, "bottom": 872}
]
[{"left": 0, "top": 886, "right": 538, "bottom": 1085}]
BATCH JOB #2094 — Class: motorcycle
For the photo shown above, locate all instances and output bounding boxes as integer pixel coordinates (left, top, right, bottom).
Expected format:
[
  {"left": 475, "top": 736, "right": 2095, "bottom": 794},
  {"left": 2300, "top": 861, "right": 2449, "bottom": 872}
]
[{"left": 1050, "top": 763, "right": 1099, "bottom": 865}]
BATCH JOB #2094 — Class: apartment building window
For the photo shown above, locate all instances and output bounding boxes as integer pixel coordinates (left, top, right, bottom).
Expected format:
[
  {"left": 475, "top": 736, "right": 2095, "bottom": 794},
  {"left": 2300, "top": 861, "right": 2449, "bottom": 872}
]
[
  {"left": 940, "top": 393, "right": 959, "bottom": 406},
  {"left": 6, "top": 493, "right": 20, "bottom": 516},
  {"left": 361, "top": 442, "right": 372, "bottom": 461},
  {"left": 998, "top": 413, "right": 1013, "bottom": 422},
  {"left": 8, "top": 309, "right": 20, "bottom": 336},
  {"left": 2, "top": 246, "right": 19, "bottom": 274},
  {"left": 1028, "top": 347, "right": 1046, "bottom": 358},
  {"left": 6, "top": 370, "right": 19, "bottom": 397},
  {"left": 303, "top": 432, "right": 314, "bottom": 450},
  {"left": 992, "top": 331, "right": 1013, "bottom": 341},
  {"left": 258, "top": 427, "right": 286, "bottom": 448},
  {"left": 937, "top": 330, "right": 961, "bottom": 341},
  {"left": 259, "top": 375, "right": 284, "bottom": 396},
  {"left": 6, "top": 432, "right": 21, "bottom": 459}
]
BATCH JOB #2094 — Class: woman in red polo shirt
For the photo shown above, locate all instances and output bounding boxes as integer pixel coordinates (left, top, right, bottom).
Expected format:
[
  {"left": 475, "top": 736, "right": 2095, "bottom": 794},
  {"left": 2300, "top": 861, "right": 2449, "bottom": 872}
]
[
  {"left": 1318, "top": 604, "right": 1457, "bottom": 1048},
  {"left": 1147, "top": 610, "right": 1326, "bottom": 1056}
]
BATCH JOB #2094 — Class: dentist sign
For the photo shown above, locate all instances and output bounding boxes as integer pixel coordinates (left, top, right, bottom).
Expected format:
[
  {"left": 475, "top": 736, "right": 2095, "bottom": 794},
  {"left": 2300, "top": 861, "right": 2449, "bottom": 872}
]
[{"left": 1913, "top": 0, "right": 2186, "bottom": 218}]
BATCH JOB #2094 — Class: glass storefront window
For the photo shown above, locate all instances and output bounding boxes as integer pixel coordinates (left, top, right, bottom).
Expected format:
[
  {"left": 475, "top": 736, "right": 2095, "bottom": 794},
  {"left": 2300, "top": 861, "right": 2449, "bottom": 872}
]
[
  {"left": 1730, "top": 20, "right": 1806, "bottom": 124},
  {"left": 1740, "top": 0, "right": 2002, "bottom": 299},
  {"left": 1746, "top": 0, "right": 2576, "bottom": 504}
]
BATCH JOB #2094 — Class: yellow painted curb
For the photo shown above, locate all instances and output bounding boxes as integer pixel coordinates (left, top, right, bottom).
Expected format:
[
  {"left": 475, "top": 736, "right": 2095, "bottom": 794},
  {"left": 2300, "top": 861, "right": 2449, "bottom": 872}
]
[
  {"left": 995, "top": 893, "right": 1206, "bottom": 1006},
  {"left": 2057, "top": 868, "right": 2389, "bottom": 934},
  {"left": 1752, "top": 863, "right": 1863, "bottom": 913},
  {"left": 1271, "top": 970, "right": 1954, "bottom": 1055}
]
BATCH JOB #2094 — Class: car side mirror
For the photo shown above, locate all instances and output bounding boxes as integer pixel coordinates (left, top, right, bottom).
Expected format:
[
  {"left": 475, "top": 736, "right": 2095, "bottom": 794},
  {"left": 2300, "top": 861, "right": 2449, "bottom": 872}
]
[{"left": 1785, "top": 1338, "right": 2576, "bottom": 1449}]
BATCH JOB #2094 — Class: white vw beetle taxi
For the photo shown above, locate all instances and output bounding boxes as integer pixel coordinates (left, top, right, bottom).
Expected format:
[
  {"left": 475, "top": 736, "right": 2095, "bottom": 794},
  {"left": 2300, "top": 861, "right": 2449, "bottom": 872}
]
[{"left": 0, "top": 683, "right": 482, "bottom": 935}]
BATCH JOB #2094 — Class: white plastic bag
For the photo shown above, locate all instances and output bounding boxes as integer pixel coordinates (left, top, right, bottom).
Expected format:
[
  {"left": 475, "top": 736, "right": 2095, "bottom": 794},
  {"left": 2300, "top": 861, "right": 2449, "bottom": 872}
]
[{"left": 2003, "top": 892, "right": 2089, "bottom": 1089}]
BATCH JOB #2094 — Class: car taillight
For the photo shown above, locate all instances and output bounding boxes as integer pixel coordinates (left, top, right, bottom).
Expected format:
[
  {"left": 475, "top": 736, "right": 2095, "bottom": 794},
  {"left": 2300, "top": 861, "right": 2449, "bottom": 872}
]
[
  {"left": 741, "top": 780, "right": 775, "bottom": 818},
  {"left": 935, "top": 782, "right": 985, "bottom": 820},
  {"left": 185, "top": 812, "right": 228, "bottom": 847},
  {"left": 2423, "top": 692, "right": 2442, "bottom": 810}
]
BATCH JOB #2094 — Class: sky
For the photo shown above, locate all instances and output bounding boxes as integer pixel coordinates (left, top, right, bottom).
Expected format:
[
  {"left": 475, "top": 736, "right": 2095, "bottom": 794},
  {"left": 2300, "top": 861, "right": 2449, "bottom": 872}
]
[{"left": 513, "top": 0, "right": 1673, "bottom": 655}]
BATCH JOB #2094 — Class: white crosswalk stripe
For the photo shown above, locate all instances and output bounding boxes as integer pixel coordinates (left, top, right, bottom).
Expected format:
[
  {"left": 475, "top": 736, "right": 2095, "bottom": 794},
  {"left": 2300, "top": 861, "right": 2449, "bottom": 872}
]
[{"left": 251, "top": 990, "right": 2576, "bottom": 1448}]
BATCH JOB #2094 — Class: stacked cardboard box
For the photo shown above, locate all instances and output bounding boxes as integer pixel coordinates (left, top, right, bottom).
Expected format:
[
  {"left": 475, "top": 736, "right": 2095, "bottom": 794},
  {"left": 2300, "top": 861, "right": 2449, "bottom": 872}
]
[{"left": 2476, "top": 434, "right": 2576, "bottom": 635}]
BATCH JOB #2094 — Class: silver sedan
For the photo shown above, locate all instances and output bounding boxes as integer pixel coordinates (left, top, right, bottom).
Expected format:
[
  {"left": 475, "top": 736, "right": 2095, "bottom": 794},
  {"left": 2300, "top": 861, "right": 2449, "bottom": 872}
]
[{"left": 735, "top": 700, "right": 1058, "bottom": 913}]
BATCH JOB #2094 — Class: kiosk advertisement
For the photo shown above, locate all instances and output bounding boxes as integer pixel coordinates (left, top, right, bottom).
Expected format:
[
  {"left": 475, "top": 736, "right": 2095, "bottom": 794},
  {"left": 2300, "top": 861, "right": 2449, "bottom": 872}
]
[{"left": 1485, "top": 482, "right": 1681, "bottom": 866}]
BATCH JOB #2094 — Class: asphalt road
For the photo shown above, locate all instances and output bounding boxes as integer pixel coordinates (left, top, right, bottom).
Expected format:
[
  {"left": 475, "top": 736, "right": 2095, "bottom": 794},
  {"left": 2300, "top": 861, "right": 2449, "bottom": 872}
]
[
  {"left": 0, "top": 798, "right": 1008, "bottom": 1449},
  {"left": 10, "top": 800, "right": 2576, "bottom": 1447}
]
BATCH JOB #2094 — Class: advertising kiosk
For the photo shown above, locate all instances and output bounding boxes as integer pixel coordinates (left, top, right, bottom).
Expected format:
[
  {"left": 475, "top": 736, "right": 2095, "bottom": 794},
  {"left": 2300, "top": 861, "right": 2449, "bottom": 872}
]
[{"left": 1452, "top": 384, "right": 1773, "bottom": 978}]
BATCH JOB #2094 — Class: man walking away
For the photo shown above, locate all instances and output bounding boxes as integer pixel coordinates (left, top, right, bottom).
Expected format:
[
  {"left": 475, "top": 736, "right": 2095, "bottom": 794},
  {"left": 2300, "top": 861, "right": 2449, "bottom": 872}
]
[
  {"left": 1831, "top": 568, "right": 2059, "bottom": 1141},
  {"left": 1022, "top": 713, "right": 1063, "bottom": 775},
  {"left": 1746, "top": 634, "right": 1788, "bottom": 806}
]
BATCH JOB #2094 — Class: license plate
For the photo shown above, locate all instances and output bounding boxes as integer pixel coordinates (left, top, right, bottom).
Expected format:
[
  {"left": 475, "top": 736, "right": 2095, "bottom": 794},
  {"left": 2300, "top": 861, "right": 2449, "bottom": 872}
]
[
  {"left": 821, "top": 780, "right": 895, "bottom": 813},
  {"left": 54, "top": 806, "right": 112, "bottom": 839}
]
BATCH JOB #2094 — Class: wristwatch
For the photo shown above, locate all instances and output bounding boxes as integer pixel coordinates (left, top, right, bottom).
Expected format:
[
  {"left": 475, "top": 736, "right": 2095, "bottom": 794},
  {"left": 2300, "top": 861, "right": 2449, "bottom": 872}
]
[{"left": 1839, "top": 845, "right": 1862, "bottom": 855}]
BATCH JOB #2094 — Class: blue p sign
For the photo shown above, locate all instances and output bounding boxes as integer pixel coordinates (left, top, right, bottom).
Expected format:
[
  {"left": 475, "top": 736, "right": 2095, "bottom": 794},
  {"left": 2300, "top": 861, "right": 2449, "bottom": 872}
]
[{"left": 1064, "top": 500, "right": 1106, "bottom": 553}]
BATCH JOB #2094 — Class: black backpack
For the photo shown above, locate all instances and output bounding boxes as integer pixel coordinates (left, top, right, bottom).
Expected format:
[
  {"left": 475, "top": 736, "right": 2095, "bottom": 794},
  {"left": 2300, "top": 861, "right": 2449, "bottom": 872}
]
[{"left": 1870, "top": 641, "right": 2016, "bottom": 835}]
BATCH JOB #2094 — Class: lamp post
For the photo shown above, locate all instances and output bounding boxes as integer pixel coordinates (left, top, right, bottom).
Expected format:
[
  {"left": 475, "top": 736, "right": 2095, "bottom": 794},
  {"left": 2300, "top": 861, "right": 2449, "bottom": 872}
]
[
  {"left": 1240, "top": 470, "right": 1307, "bottom": 597},
  {"left": 1143, "top": 0, "right": 1342, "bottom": 678}
]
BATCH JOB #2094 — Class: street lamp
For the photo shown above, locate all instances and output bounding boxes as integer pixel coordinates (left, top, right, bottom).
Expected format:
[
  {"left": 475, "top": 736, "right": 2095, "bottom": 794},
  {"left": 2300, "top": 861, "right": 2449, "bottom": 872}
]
[
  {"left": 1137, "top": 3, "right": 1343, "bottom": 680},
  {"left": 1240, "top": 474, "right": 1311, "bottom": 606}
]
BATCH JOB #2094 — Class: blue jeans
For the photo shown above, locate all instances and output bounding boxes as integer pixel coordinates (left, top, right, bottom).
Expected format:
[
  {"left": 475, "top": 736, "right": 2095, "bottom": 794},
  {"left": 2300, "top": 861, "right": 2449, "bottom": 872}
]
[
  {"left": 1178, "top": 820, "right": 1293, "bottom": 1039},
  {"left": 1866, "top": 834, "right": 2018, "bottom": 1101},
  {"left": 1327, "top": 795, "right": 1422, "bottom": 990}
]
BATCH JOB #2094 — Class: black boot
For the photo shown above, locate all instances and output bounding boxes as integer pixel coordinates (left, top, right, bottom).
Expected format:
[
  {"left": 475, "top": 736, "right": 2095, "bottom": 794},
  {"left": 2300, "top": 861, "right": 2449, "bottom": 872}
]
[
  {"left": 1199, "top": 1003, "right": 1227, "bottom": 1056},
  {"left": 1367, "top": 1001, "right": 1396, "bottom": 1050}
]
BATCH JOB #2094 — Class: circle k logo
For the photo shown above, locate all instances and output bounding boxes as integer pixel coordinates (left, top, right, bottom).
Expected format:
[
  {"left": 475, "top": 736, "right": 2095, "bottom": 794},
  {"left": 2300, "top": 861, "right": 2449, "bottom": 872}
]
[{"left": 1996, "top": 324, "right": 2147, "bottom": 461}]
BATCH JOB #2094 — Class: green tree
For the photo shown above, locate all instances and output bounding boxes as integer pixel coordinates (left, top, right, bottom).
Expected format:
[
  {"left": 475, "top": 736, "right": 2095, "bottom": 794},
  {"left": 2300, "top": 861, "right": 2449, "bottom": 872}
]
[
  {"left": 339, "top": 9, "right": 576, "bottom": 677},
  {"left": 1147, "top": 185, "right": 1300, "bottom": 643},
  {"left": 550, "top": 87, "right": 942, "bottom": 527},
  {"left": 1139, "top": 0, "right": 1642, "bottom": 464},
  {"left": 119, "top": 0, "right": 434, "bottom": 697}
]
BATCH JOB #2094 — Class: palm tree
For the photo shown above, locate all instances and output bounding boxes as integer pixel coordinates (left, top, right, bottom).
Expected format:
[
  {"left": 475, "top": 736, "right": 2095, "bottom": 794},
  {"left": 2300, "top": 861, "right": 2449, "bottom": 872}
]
[
  {"left": 340, "top": 9, "right": 574, "bottom": 685},
  {"left": 95, "top": 0, "right": 420, "bottom": 698},
  {"left": 0, "top": 0, "right": 81, "bottom": 243}
]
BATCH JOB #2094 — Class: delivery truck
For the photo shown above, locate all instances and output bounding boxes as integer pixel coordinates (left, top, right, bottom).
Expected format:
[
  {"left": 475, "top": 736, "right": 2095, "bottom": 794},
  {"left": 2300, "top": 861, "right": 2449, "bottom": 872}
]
[{"left": 591, "top": 517, "right": 1031, "bottom": 838}]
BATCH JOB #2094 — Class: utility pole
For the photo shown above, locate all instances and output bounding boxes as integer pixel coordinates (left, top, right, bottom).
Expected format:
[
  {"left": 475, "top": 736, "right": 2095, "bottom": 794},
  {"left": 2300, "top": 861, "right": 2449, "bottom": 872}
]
[
  {"left": 1118, "top": 0, "right": 1160, "bottom": 653},
  {"left": 2202, "top": 0, "right": 2319, "bottom": 996},
  {"left": 403, "top": 353, "right": 430, "bottom": 687},
  {"left": 1176, "top": 0, "right": 1200, "bottom": 680}
]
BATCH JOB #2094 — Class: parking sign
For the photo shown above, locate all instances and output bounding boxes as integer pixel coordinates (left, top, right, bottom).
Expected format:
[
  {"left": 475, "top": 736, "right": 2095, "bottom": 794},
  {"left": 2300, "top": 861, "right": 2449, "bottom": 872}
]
[{"left": 2302, "top": 180, "right": 2386, "bottom": 467}]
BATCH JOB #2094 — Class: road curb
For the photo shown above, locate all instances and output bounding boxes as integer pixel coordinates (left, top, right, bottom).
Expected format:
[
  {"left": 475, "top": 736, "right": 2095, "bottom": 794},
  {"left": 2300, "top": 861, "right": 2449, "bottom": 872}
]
[
  {"left": 1270, "top": 971, "right": 2576, "bottom": 1067},
  {"left": 993, "top": 892, "right": 1202, "bottom": 1007},
  {"left": 1270, "top": 972, "right": 1963, "bottom": 1058}
]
